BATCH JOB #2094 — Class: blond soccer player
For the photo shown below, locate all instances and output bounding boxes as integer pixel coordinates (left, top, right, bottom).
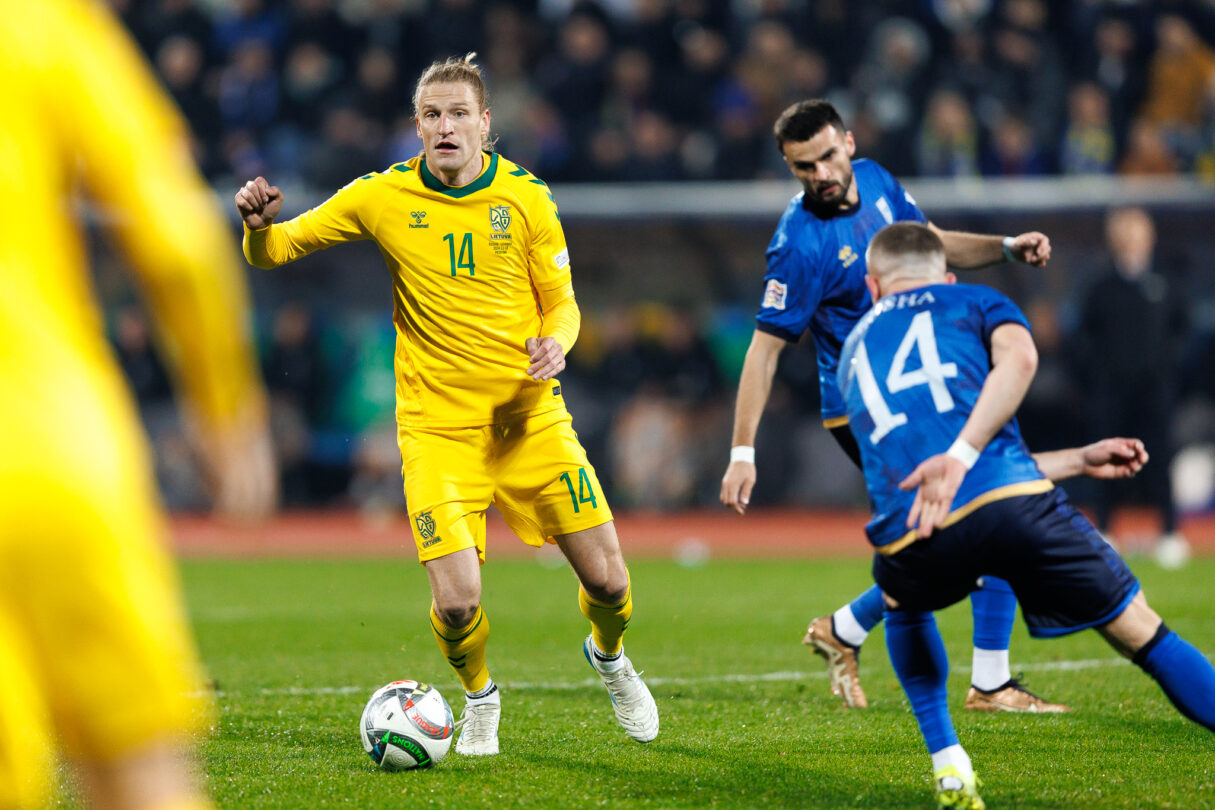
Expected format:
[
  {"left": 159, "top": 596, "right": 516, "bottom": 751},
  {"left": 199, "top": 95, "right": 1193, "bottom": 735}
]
[
  {"left": 0, "top": 1, "right": 276, "bottom": 809},
  {"left": 235, "top": 54, "right": 659, "bottom": 755}
]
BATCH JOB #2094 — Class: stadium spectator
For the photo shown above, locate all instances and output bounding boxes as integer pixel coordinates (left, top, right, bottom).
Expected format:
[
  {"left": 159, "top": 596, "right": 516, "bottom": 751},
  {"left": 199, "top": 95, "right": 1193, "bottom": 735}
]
[
  {"left": 982, "top": 112, "right": 1050, "bottom": 176},
  {"left": 279, "top": 41, "right": 345, "bottom": 133},
  {"left": 154, "top": 35, "right": 219, "bottom": 168},
  {"left": 301, "top": 104, "right": 381, "bottom": 190},
  {"left": 1060, "top": 81, "right": 1117, "bottom": 175},
  {"left": 1087, "top": 15, "right": 1149, "bottom": 154},
  {"left": 916, "top": 89, "right": 980, "bottom": 177},
  {"left": 989, "top": 0, "right": 1067, "bottom": 149},
  {"left": 212, "top": 0, "right": 284, "bottom": 58},
  {"left": 217, "top": 39, "right": 280, "bottom": 134},
  {"left": 1078, "top": 207, "right": 1191, "bottom": 567},
  {"left": 536, "top": 11, "right": 613, "bottom": 145},
  {"left": 113, "top": 306, "right": 173, "bottom": 412},
  {"left": 264, "top": 304, "right": 328, "bottom": 506},
  {"left": 852, "top": 16, "right": 932, "bottom": 174},
  {"left": 1119, "top": 118, "right": 1182, "bottom": 175},
  {"left": 285, "top": 0, "right": 360, "bottom": 68},
  {"left": 102, "top": 0, "right": 1215, "bottom": 184},
  {"left": 1141, "top": 14, "right": 1215, "bottom": 162},
  {"left": 137, "top": 0, "right": 215, "bottom": 55}
]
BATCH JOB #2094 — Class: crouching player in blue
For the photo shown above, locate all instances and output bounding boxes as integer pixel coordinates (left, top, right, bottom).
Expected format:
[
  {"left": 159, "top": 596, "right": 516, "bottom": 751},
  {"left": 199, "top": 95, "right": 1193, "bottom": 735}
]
[{"left": 839, "top": 223, "right": 1215, "bottom": 809}]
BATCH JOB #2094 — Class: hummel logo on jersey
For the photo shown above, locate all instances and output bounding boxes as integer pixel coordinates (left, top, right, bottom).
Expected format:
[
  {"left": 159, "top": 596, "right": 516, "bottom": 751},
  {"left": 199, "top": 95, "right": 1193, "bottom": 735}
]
[
  {"left": 839, "top": 246, "right": 859, "bottom": 268},
  {"left": 409, "top": 211, "right": 429, "bottom": 229}
]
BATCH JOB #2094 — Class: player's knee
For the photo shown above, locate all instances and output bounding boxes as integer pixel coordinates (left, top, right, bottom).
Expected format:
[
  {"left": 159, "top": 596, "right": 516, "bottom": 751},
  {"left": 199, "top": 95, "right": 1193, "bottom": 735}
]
[
  {"left": 433, "top": 598, "right": 481, "bottom": 630},
  {"left": 581, "top": 574, "right": 628, "bottom": 606},
  {"left": 1099, "top": 592, "right": 1162, "bottom": 658}
]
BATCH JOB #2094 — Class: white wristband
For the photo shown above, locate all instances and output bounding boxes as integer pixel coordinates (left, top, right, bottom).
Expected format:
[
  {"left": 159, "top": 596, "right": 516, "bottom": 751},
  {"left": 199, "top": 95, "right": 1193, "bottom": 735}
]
[
  {"left": 1002, "top": 236, "right": 1018, "bottom": 263},
  {"left": 730, "top": 446, "right": 756, "bottom": 464},
  {"left": 946, "top": 438, "right": 980, "bottom": 470}
]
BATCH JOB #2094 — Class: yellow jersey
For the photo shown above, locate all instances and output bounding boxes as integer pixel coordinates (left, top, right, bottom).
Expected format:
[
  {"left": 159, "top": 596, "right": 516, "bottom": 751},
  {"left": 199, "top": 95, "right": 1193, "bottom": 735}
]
[
  {"left": 244, "top": 152, "right": 581, "bottom": 428},
  {"left": 0, "top": 0, "right": 264, "bottom": 440}
]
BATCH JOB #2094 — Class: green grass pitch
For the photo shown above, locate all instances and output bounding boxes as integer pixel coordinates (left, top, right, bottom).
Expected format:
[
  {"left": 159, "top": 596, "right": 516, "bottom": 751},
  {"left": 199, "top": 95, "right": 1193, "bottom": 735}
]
[{"left": 73, "top": 553, "right": 1215, "bottom": 808}]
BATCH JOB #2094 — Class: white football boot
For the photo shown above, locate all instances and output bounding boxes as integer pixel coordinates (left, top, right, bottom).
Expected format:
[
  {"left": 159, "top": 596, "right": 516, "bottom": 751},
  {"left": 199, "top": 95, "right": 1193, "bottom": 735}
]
[
  {"left": 583, "top": 635, "right": 659, "bottom": 743},
  {"left": 455, "top": 692, "right": 500, "bottom": 756}
]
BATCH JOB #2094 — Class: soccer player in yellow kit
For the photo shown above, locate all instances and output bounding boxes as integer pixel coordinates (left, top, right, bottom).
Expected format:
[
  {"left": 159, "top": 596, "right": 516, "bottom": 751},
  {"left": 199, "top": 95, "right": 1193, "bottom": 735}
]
[
  {"left": 0, "top": 1, "right": 276, "bottom": 809},
  {"left": 236, "top": 54, "right": 659, "bottom": 755}
]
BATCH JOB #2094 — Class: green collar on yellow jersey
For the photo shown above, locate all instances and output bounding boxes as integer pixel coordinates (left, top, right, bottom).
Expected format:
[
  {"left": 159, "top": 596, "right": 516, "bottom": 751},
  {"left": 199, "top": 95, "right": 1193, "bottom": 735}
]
[{"left": 419, "top": 152, "right": 499, "bottom": 198}]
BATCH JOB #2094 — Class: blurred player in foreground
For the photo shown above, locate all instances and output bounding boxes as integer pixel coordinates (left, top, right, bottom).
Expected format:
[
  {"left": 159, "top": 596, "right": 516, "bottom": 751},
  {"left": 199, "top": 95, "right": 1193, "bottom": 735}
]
[
  {"left": 721, "top": 99, "right": 1065, "bottom": 714},
  {"left": 235, "top": 54, "right": 658, "bottom": 756},
  {"left": 838, "top": 223, "right": 1214, "bottom": 808},
  {"left": 0, "top": 2, "right": 276, "bottom": 809}
]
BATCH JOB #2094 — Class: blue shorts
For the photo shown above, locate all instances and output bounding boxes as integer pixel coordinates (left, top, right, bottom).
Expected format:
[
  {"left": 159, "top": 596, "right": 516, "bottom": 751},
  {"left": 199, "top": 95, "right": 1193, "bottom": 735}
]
[{"left": 872, "top": 488, "right": 1140, "bottom": 638}]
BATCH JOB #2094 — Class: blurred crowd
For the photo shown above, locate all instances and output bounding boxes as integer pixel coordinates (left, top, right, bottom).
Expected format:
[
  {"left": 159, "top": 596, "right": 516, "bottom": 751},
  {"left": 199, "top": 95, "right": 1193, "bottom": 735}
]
[
  {"left": 101, "top": 0, "right": 1215, "bottom": 541},
  {"left": 110, "top": 204, "right": 1215, "bottom": 545},
  {"left": 114, "top": 0, "right": 1215, "bottom": 186}
]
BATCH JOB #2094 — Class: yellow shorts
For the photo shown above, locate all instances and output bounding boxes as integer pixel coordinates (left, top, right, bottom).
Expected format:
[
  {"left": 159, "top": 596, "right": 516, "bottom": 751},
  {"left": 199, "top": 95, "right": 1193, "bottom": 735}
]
[
  {"left": 0, "top": 375, "right": 211, "bottom": 808},
  {"left": 400, "top": 407, "right": 613, "bottom": 563}
]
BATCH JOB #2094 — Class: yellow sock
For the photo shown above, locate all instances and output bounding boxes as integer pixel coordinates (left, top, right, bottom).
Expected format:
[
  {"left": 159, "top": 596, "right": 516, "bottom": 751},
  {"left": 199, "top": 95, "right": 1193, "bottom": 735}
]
[
  {"left": 430, "top": 605, "right": 490, "bottom": 693},
  {"left": 578, "top": 578, "right": 632, "bottom": 656}
]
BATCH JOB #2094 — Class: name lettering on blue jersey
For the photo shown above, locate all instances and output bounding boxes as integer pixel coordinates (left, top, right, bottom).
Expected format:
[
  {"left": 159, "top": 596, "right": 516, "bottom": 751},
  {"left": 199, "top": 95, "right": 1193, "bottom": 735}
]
[{"left": 875, "top": 290, "right": 936, "bottom": 313}]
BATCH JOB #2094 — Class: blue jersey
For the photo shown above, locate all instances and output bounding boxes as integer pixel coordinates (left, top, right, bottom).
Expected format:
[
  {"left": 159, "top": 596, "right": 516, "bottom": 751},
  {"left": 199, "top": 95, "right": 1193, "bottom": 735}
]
[
  {"left": 756, "top": 159, "right": 927, "bottom": 423},
  {"left": 837, "top": 283, "right": 1050, "bottom": 551}
]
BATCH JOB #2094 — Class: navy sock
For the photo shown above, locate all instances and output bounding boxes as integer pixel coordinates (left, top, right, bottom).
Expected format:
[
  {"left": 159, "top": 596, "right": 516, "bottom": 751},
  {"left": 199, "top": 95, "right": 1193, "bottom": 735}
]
[
  {"left": 970, "top": 576, "right": 1016, "bottom": 651},
  {"left": 1134, "top": 624, "right": 1215, "bottom": 732},
  {"left": 886, "top": 609, "right": 959, "bottom": 753},
  {"left": 850, "top": 584, "right": 886, "bottom": 633}
]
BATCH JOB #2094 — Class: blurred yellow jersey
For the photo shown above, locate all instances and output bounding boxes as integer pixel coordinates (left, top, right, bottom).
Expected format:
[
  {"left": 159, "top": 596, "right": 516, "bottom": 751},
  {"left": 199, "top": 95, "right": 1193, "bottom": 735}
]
[
  {"left": 0, "top": 1, "right": 263, "bottom": 805},
  {"left": 0, "top": 1, "right": 263, "bottom": 436},
  {"left": 245, "top": 152, "right": 580, "bottom": 428}
]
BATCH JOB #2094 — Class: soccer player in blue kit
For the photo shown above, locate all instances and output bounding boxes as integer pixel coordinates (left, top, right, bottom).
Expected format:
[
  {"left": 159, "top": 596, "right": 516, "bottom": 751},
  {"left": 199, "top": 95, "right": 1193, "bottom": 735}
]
[
  {"left": 721, "top": 100, "right": 1066, "bottom": 712},
  {"left": 837, "top": 222, "right": 1215, "bottom": 808}
]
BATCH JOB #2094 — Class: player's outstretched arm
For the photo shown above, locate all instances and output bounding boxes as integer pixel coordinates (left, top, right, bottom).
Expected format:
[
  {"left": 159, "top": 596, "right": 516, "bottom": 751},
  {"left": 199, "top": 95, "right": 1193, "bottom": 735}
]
[
  {"left": 66, "top": 2, "right": 277, "bottom": 522},
  {"left": 930, "top": 223, "right": 1051, "bottom": 269},
  {"left": 1031, "top": 437, "right": 1148, "bottom": 482},
  {"left": 720, "top": 330, "right": 787, "bottom": 515},
  {"left": 234, "top": 176, "right": 283, "bottom": 230},
  {"left": 900, "top": 323, "right": 1037, "bottom": 537}
]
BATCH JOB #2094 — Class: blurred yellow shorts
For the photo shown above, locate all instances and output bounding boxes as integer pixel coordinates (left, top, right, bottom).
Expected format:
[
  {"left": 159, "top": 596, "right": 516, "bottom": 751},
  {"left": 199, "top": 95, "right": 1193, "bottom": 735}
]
[
  {"left": 399, "top": 408, "right": 613, "bottom": 563},
  {"left": 0, "top": 381, "right": 211, "bottom": 808}
]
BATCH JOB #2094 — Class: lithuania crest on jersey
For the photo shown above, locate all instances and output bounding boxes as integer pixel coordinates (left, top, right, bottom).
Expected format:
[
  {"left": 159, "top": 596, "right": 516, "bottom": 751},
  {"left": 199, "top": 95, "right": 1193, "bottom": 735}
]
[
  {"left": 415, "top": 511, "right": 436, "bottom": 540},
  {"left": 489, "top": 204, "right": 512, "bottom": 233}
]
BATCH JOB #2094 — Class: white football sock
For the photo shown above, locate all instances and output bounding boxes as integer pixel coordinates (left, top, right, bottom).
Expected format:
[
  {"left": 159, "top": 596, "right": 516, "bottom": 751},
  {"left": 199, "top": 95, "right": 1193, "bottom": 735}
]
[
  {"left": 971, "top": 647, "right": 1011, "bottom": 691},
  {"left": 832, "top": 605, "right": 868, "bottom": 648},
  {"left": 465, "top": 680, "right": 500, "bottom": 705},
  {"left": 590, "top": 639, "right": 625, "bottom": 673},
  {"left": 931, "top": 744, "right": 974, "bottom": 781}
]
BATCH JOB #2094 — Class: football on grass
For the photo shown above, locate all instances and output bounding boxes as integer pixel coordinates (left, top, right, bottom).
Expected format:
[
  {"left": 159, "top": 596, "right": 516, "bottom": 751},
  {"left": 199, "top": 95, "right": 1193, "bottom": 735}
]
[{"left": 359, "top": 680, "right": 454, "bottom": 770}]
